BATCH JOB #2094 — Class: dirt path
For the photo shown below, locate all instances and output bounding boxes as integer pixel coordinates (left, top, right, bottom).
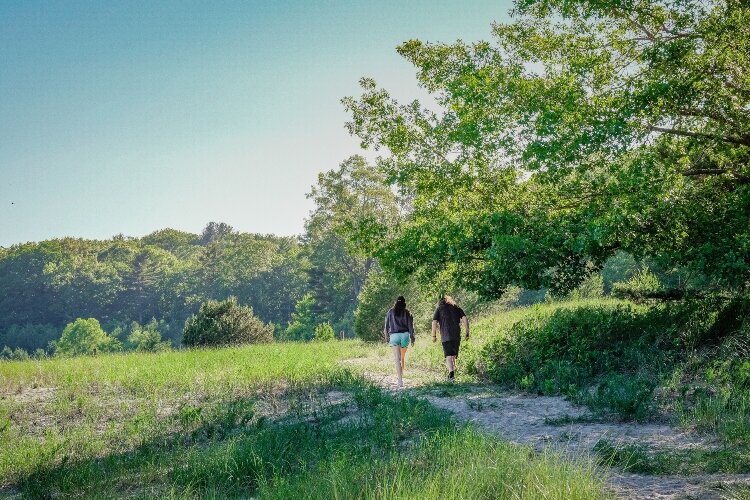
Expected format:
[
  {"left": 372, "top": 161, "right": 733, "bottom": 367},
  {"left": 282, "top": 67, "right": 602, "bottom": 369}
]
[
  {"left": 420, "top": 388, "right": 750, "bottom": 499},
  {"left": 353, "top": 362, "right": 750, "bottom": 499}
]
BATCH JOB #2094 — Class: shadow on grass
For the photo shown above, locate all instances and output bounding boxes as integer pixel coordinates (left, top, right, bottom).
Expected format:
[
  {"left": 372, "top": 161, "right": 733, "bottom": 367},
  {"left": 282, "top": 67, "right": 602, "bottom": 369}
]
[
  {"left": 13, "top": 378, "right": 458, "bottom": 499},
  {"left": 595, "top": 440, "right": 750, "bottom": 476},
  {"left": 408, "top": 380, "right": 492, "bottom": 398}
]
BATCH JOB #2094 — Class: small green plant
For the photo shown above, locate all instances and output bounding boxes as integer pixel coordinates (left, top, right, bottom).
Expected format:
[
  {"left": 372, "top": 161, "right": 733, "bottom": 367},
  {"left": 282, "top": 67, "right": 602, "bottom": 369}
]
[{"left": 594, "top": 440, "right": 750, "bottom": 475}]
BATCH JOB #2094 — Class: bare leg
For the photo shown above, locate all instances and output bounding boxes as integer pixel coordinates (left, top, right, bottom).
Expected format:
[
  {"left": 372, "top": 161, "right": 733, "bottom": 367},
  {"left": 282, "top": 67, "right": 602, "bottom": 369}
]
[
  {"left": 391, "top": 345, "right": 403, "bottom": 387},
  {"left": 400, "top": 347, "right": 407, "bottom": 373},
  {"left": 445, "top": 355, "right": 455, "bottom": 373}
]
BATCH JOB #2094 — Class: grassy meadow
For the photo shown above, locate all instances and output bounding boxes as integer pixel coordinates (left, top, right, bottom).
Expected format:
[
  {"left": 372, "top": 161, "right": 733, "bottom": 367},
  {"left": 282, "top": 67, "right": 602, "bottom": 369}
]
[
  {"left": 0, "top": 335, "right": 606, "bottom": 499},
  {"left": 5, "top": 294, "right": 749, "bottom": 497}
]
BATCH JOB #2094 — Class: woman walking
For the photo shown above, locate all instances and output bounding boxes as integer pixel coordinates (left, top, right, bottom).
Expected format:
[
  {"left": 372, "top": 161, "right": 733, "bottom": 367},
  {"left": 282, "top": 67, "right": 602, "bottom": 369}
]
[{"left": 384, "top": 296, "right": 415, "bottom": 389}]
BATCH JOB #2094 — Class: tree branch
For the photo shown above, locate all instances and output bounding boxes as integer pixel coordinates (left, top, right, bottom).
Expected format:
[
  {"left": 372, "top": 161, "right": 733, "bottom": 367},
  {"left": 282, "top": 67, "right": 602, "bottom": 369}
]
[
  {"left": 647, "top": 125, "right": 750, "bottom": 147},
  {"left": 677, "top": 107, "right": 743, "bottom": 132},
  {"left": 682, "top": 168, "right": 729, "bottom": 176}
]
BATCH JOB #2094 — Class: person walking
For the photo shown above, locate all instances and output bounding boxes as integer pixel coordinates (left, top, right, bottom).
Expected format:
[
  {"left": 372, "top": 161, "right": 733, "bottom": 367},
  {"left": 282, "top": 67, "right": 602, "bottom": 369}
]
[
  {"left": 384, "top": 296, "right": 415, "bottom": 389},
  {"left": 432, "top": 295, "right": 469, "bottom": 382}
]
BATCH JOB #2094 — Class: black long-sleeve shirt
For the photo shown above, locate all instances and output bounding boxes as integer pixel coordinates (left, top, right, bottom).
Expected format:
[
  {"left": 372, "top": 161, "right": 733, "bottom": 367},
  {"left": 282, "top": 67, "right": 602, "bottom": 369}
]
[{"left": 384, "top": 308, "right": 415, "bottom": 343}]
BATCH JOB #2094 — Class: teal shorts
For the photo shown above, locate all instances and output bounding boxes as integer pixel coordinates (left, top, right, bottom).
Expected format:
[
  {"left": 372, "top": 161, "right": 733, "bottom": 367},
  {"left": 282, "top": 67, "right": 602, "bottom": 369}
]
[{"left": 389, "top": 332, "right": 410, "bottom": 348}]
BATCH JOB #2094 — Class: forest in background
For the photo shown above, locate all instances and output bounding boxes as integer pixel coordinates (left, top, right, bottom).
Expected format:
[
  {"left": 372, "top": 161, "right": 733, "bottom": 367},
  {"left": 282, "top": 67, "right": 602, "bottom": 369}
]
[{"left": 0, "top": 167, "right": 389, "bottom": 355}]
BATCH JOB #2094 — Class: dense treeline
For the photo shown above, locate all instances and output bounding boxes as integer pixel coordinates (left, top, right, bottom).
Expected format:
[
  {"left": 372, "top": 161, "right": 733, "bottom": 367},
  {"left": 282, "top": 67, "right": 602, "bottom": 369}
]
[{"left": 0, "top": 224, "right": 309, "bottom": 352}]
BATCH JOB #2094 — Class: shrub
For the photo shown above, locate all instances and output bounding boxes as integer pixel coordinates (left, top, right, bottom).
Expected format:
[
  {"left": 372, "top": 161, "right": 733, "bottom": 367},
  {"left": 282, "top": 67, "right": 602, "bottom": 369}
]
[
  {"left": 611, "top": 268, "right": 664, "bottom": 302},
  {"left": 583, "top": 373, "right": 657, "bottom": 420},
  {"left": 313, "top": 322, "right": 335, "bottom": 341},
  {"left": 183, "top": 297, "right": 273, "bottom": 348},
  {"left": 54, "top": 318, "right": 122, "bottom": 357},
  {"left": 569, "top": 274, "right": 604, "bottom": 300},
  {"left": 10, "top": 347, "right": 30, "bottom": 361},
  {"left": 476, "top": 303, "right": 679, "bottom": 419},
  {"left": 127, "top": 319, "right": 172, "bottom": 352},
  {"left": 1, "top": 346, "right": 31, "bottom": 361}
]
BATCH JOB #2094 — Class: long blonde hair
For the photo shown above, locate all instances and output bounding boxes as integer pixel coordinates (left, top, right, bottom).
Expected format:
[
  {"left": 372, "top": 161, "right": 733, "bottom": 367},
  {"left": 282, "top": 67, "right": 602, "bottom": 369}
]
[{"left": 437, "top": 295, "right": 456, "bottom": 307}]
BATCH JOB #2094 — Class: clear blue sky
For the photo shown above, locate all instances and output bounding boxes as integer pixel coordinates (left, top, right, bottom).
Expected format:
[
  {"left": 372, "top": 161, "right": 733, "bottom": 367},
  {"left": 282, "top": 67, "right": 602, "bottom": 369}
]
[{"left": 0, "top": 1, "right": 511, "bottom": 246}]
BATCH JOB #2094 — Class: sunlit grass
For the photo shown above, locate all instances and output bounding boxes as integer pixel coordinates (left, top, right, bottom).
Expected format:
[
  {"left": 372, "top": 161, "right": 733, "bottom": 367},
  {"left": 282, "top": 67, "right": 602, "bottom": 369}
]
[{"left": 0, "top": 339, "right": 607, "bottom": 498}]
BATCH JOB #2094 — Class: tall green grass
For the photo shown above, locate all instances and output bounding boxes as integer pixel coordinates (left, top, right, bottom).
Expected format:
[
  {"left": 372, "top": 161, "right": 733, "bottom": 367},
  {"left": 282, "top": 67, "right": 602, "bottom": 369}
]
[
  {"left": 0, "top": 341, "right": 374, "bottom": 395},
  {"left": 0, "top": 341, "right": 607, "bottom": 498}
]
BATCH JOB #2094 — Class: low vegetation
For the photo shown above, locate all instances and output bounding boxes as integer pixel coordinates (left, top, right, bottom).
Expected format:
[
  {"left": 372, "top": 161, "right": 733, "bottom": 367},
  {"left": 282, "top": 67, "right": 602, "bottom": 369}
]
[
  {"left": 0, "top": 341, "right": 605, "bottom": 499},
  {"left": 445, "top": 295, "right": 750, "bottom": 478}
]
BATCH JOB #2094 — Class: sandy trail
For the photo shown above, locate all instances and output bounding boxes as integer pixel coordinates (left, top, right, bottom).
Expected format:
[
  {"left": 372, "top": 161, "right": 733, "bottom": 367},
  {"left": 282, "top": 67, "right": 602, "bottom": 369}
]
[{"left": 358, "top": 366, "right": 750, "bottom": 499}]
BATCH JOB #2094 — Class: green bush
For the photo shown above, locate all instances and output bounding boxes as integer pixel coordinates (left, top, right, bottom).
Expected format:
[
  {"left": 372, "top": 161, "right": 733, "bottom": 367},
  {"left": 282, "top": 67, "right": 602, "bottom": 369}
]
[
  {"left": 475, "top": 295, "right": 750, "bottom": 422},
  {"left": 54, "top": 318, "right": 122, "bottom": 357},
  {"left": 476, "top": 303, "right": 679, "bottom": 419},
  {"left": 1, "top": 346, "right": 31, "bottom": 361},
  {"left": 127, "top": 319, "right": 172, "bottom": 352},
  {"left": 582, "top": 373, "right": 657, "bottom": 420},
  {"left": 313, "top": 322, "right": 335, "bottom": 341},
  {"left": 611, "top": 268, "right": 662, "bottom": 301},
  {"left": 183, "top": 297, "right": 273, "bottom": 348}
]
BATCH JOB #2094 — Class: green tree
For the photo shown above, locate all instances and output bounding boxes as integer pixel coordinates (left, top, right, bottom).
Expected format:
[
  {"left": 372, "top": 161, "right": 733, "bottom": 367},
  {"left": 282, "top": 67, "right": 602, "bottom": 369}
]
[
  {"left": 313, "top": 322, "right": 335, "bottom": 341},
  {"left": 54, "top": 318, "right": 121, "bottom": 357},
  {"left": 305, "top": 156, "right": 400, "bottom": 331},
  {"left": 200, "top": 221, "right": 234, "bottom": 245},
  {"left": 182, "top": 297, "right": 273, "bottom": 348},
  {"left": 284, "top": 294, "right": 319, "bottom": 341},
  {"left": 141, "top": 228, "right": 199, "bottom": 253},
  {"left": 343, "top": 0, "right": 750, "bottom": 297},
  {"left": 354, "top": 270, "right": 403, "bottom": 342}
]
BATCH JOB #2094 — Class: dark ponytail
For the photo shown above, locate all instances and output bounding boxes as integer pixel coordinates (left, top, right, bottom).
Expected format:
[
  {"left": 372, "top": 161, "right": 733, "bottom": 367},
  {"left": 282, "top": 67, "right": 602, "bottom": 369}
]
[{"left": 393, "top": 296, "right": 406, "bottom": 316}]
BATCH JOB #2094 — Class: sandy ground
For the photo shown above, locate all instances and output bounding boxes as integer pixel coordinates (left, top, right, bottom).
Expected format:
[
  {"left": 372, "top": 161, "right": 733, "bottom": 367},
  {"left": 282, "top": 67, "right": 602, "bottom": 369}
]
[{"left": 357, "top": 365, "right": 750, "bottom": 500}]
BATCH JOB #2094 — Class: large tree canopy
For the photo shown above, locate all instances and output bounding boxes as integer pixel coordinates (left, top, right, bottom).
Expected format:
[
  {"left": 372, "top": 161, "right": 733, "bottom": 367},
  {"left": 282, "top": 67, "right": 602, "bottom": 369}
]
[
  {"left": 303, "top": 155, "right": 401, "bottom": 331},
  {"left": 343, "top": 0, "right": 750, "bottom": 297}
]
